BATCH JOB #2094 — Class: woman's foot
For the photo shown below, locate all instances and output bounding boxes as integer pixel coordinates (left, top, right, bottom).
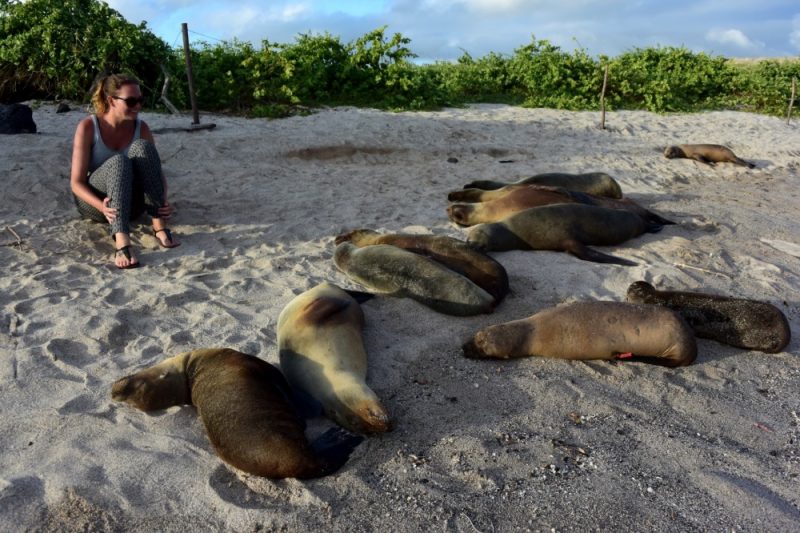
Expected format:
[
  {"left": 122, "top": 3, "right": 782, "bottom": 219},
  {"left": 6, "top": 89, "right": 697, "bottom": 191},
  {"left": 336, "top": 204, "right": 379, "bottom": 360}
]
[
  {"left": 115, "top": 246, "right": 140, "bottom": 269},
  {"left": 153, "top": 227, "right": 181, "bottom": 248},
  {"left": 113, "top": 232, "right": 139, "bottom": 269}
]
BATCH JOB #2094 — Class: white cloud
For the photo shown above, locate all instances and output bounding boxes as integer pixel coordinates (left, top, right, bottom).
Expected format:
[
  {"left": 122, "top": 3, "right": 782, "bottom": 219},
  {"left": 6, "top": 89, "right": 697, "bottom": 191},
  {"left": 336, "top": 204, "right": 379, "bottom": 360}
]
[
  {"left": 791, "top": 15, "right": 800, "bottom": 50},
  {"left": 706, "top": 28, "right": 762, "bottom": 50}
]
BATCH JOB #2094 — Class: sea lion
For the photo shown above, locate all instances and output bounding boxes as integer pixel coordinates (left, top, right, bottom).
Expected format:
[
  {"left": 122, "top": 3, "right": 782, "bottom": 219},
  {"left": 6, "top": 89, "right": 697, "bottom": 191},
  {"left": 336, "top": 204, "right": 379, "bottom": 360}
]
[
  {"left": 626, "top": 281, "right": 791, "bottom": 353},
  {"left": 466, "top": 203, "right": 665, "bottom": 266},
  {"left": 448, "top": 185, "right": 674, "bottom": 227},
  {"left": 463, "top": 301, "right": 697, "bottom": 367},
  {"left": 663, "top": 144, "right": 755, "bottom": 168},
  {"left": 334, "top": 229, "right": 509, "bottom": 304},
  {"left": 458, "top": 172, "right": 623, "bottom": 198},
  {"left": 111, "top": 348, "right": 364, "bottom": 479},
  {"left": 278, "top": 282, "right": 391, "bottom": 434},
  {"left": 333, "top": 242, "right": 497, "bottom": 315}
]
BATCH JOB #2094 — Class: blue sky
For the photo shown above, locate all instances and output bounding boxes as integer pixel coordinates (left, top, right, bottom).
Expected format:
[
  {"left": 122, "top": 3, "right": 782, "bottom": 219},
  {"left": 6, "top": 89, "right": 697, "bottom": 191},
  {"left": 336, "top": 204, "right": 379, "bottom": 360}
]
[{"left": 106, "top": 0, "right": 800, "bottom": 61}]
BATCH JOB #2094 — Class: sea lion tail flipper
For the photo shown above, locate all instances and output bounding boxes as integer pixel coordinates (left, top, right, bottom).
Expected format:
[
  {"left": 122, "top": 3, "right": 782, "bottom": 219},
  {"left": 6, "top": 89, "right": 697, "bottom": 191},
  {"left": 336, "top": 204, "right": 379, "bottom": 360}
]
[
  {"left": 344, "top": 289, "right": 375, "bottom": 304},
  {"left": 644, "top": 221, "right": 664, "bottom": 233},
  {"left": 563, "top": 240, "right": 637, "bottom": 266},
  {"left": 311, "top": 427, "right": 365, "bottom": 475},
  {"left": 646, "top": 211, "right": 676, "bottom": 226}
]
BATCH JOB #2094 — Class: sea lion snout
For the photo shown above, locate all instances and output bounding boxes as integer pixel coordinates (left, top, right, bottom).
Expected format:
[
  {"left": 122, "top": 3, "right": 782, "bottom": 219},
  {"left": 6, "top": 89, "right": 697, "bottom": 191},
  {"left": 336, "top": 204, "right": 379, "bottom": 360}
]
[
  {"left": 626, "top": 281, "right": 658, "bottom": 303},
  {"left": 446, "top": 204, "right": 472, "bottom": 226},
  {"left": 664, "top": 146, "right": 683, "bottom": 159}
]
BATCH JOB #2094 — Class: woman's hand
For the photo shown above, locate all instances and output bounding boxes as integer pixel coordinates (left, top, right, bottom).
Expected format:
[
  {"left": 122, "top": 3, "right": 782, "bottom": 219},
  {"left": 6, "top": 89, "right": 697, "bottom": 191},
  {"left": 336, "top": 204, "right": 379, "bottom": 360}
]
[{"left": 102, "top": 197, "right": 117, "bottom": 223}]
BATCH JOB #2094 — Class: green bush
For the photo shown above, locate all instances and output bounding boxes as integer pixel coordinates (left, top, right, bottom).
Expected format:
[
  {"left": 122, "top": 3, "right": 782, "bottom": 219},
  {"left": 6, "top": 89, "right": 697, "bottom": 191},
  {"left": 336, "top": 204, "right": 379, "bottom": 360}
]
[
  {"left": 508, "top": 37, "right": 601, "bottom": 109},
  {"left": 0, "top": 0, "right": 169, "bottom": 102},
  {"left": 2, "top": 0, "right": 798, "bottom": 118},
  {"left": 607, "top": 47, "right": 736, "bottom": 112}
]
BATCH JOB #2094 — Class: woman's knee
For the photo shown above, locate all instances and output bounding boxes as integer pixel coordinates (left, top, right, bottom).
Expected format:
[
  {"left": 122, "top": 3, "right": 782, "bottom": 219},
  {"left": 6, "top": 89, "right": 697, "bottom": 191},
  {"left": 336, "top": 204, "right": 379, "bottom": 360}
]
[{"left": 128, "top": 139, "right": 158, "bottom": 159}]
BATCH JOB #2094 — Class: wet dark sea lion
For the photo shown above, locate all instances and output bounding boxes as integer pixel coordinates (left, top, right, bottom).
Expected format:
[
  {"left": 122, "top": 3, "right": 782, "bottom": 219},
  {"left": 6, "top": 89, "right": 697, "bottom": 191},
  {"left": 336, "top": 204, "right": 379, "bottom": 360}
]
[
  {"left": 460, "top": 172, "right": 623, "bottom": 198},
  {"left": 278, "top": 282, "right": 392, "bottom": 434},
  {"left": 466, "top": 203, "right": 665, "bottom": 266},
  {"left": 664, "top": 144, "right": 755, "bottom": 168},
  {"left": 448, "top": 185, "right": 674, "bottom": 227},
  {"left": 335, "top": 229, "right": 509, "bottom": 304},
  {"left": 334, "top": 241, "right": 497, "bottom": 315},
  {"left": 626, "top": 281, "right": 790, "bottom": 353},
  {"left": 111, "top": 348, "right": 363, "bottom": 479},
  {"left": 463, "top": 301, "right": 697, "bottom": 367}
]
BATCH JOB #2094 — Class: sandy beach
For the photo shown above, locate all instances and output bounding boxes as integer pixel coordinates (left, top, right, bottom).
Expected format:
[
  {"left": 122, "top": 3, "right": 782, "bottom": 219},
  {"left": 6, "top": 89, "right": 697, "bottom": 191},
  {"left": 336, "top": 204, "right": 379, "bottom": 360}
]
[{"left": 1, "top": 102, "right": 798, "bottom": 531}]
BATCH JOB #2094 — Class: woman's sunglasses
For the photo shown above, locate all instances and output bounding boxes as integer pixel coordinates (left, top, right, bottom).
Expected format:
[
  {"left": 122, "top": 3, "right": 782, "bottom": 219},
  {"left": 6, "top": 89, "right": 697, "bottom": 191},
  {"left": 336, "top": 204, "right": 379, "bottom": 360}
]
[{"left": 112, "top": 96, "right": 145, "bottom": 107}]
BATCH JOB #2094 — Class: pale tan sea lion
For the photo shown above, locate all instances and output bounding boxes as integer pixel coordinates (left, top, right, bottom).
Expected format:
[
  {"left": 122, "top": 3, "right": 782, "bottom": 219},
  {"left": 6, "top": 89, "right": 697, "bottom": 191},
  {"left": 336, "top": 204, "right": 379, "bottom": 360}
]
[
  {"left": 334, "top": 229, "right": 509, "bottom": 304},
  {"left": 626, "top": 281, "right": 790, "bottom": 353},
  {"left": 111, "top": 348, "right": 363, "bottom": 479},
  {"left": 466, "top": 203, "right": 664, "bottom": 266},
  {"left": 459, "top": 172, "right": 623, "bottom": 198},
  {"left": 333, "top": 242, "right": 497, "bottom": 315},
  {"left": 447, "top": 185, "right": 674, "bottom": 227},
  {"left": 463, "top": 301, "right": 697, "bottom": 367},
  {"left": 664, "top": 144, "right": 755, "bottom": 168},
  {"left": 278, "top": 282, "right": 391, "bottom": 434}
]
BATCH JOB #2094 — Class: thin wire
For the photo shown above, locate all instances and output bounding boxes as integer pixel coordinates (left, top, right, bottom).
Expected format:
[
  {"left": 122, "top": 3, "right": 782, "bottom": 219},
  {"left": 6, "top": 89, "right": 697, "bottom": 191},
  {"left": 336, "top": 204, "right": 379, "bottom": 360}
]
[{"left": 187, "top": 29, "right": 227, "bottom": 43}]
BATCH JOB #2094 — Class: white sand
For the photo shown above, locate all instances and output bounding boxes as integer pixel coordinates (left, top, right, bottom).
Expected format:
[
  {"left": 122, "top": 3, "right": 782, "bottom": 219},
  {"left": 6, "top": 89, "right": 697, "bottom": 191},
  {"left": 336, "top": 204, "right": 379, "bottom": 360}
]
[{"left": 1, "top": 103, "right": 798, "bottom": 531}]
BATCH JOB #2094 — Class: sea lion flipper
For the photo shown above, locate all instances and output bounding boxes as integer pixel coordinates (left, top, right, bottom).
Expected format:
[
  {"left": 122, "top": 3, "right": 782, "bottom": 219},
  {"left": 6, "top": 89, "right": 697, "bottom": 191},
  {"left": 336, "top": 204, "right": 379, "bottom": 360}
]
[
  {"left": 344, "top": 289, "right": 375, "bottom": 304},
  {"left": 289, "top": 384, "right": 325, "bottom": 418},
  {"left": 563, "top": 239, "right": 636, "bottom": 266},
  {"left": 310, "top": 427, "right": 364, "bottom": 475},
  {"left": 301, "top": 295, "right": 356, "bottom": 324}
]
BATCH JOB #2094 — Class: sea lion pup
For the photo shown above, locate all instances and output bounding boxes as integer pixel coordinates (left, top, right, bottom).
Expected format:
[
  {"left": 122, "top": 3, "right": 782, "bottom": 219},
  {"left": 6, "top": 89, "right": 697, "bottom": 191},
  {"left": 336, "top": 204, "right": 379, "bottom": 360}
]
[
  {"left": 334, "top": 229, "right": 509, "bottom": 304},
  {"left": 333, "top": 241, "right": 497, "bottom": 315},
  {"left": 458, "top": 172, "right": 623, "bottom": 198},
  {"left": 111, "top": 348, "right": 364, "bottom": 479},
  {"left": 467, "top": 203, "right": 665, "bottom": 266},
  {"left": 278, "top": 282, "right": 391, "bottom": 434},
  {"left": 663, "top": 144, "right": 755, "bottom": 168},
  {"left": 463, "top": 301, "right": 697, "bottom": 367},
  {"left": 626, "top": 281, "right": 791, "bottom": 353},
  {"left": 448, "top": 185, "right": 674, "bottom": 227}
]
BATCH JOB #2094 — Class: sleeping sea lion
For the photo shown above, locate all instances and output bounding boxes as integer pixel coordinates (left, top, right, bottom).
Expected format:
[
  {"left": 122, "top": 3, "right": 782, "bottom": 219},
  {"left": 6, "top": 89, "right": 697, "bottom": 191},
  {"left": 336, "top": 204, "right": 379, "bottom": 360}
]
[
  {"left": 466, "top": 203, "right": 665, "bottom": 266},
  {"left": 626, "top": 281, "right": 790, "bottom": 353},
  {"left": 334, "top": 229, "right": 508, "bottom": 304},
  {"left": 459, "top": 172, "right": 623, "bottom": 198},
  {"left": 111, "top": 347, "right": 364, "bottom": 479},
  {"left": 463, "top": 301, "right": 697, "bottom": 367},
  {"left": 663, "top": 144, "right": 755, "bottom": 168},
  {"left": 448, "top": 185, "right": 674, "bottom": 227},
  {"left": 278, "top": 282, "right": 391, "bottom": 434},
  {"left": 333, "top": 242, "right": 497, "bottom": 315}
]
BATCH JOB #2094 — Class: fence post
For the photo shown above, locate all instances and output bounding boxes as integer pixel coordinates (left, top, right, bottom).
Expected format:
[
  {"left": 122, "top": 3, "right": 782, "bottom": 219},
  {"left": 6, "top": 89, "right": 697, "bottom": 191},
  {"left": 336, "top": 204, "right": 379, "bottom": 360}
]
[
  {"left": 599, "top": 64, "right": 609, "bottom": 130},
  {"left": 182, "top": 22, "right": 200, "bottom": 125},
  {"left": 787, "top": 77, "right": 796, "bottom": 126}
]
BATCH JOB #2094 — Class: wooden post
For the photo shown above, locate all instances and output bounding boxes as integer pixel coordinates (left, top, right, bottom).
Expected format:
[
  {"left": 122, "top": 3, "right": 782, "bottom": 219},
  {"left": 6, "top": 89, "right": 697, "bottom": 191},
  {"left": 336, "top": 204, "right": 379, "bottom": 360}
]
[
  {"left": 599, "top": 64, "right": 609, "bottom": 130},
  {"left": 787, "top": 77, "right": 796, "bottom": 126},
  {"left": 182, "top": 22, "right": 200, "bottom": 125}
]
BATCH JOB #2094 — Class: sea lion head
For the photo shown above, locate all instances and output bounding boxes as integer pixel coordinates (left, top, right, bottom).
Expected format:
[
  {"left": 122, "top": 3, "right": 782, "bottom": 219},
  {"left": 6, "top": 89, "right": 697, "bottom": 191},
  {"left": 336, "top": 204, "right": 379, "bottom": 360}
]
[
  {"left": 625, "top": 280, "right": 658, "bottom": 304},
  {"left": 462, "top": 321, "right": 532, "bottom": 359},
  {"left": 446, "top": 204, "right": 474, "bottom": 226},
  {"left": 111, "top": 364, "right": 190, "bottom": 412},
  {"left": 663, "top": 146, "right": 685, "bottom": 159},
  {"left": 334, "top": 229, "right": 379, "bottom": 246},
  {"left": 328, "top": 387, "right": 392, "bottom": 434},
  {"left": 467, "top": 223, "right": 524, "bottom": 252}
]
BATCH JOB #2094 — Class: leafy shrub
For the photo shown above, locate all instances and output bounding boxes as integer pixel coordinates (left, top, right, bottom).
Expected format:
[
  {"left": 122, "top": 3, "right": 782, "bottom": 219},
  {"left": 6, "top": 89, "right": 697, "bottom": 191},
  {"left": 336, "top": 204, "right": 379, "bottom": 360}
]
[
  {"left": 607, "top": 46, "right": 736, "bottom": 112},
  {"left": 0, "top": 0, "right": 170, "bottom": 102},
  {"left": 508, "top": 37, "right": 601, "bottom": 109}
]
